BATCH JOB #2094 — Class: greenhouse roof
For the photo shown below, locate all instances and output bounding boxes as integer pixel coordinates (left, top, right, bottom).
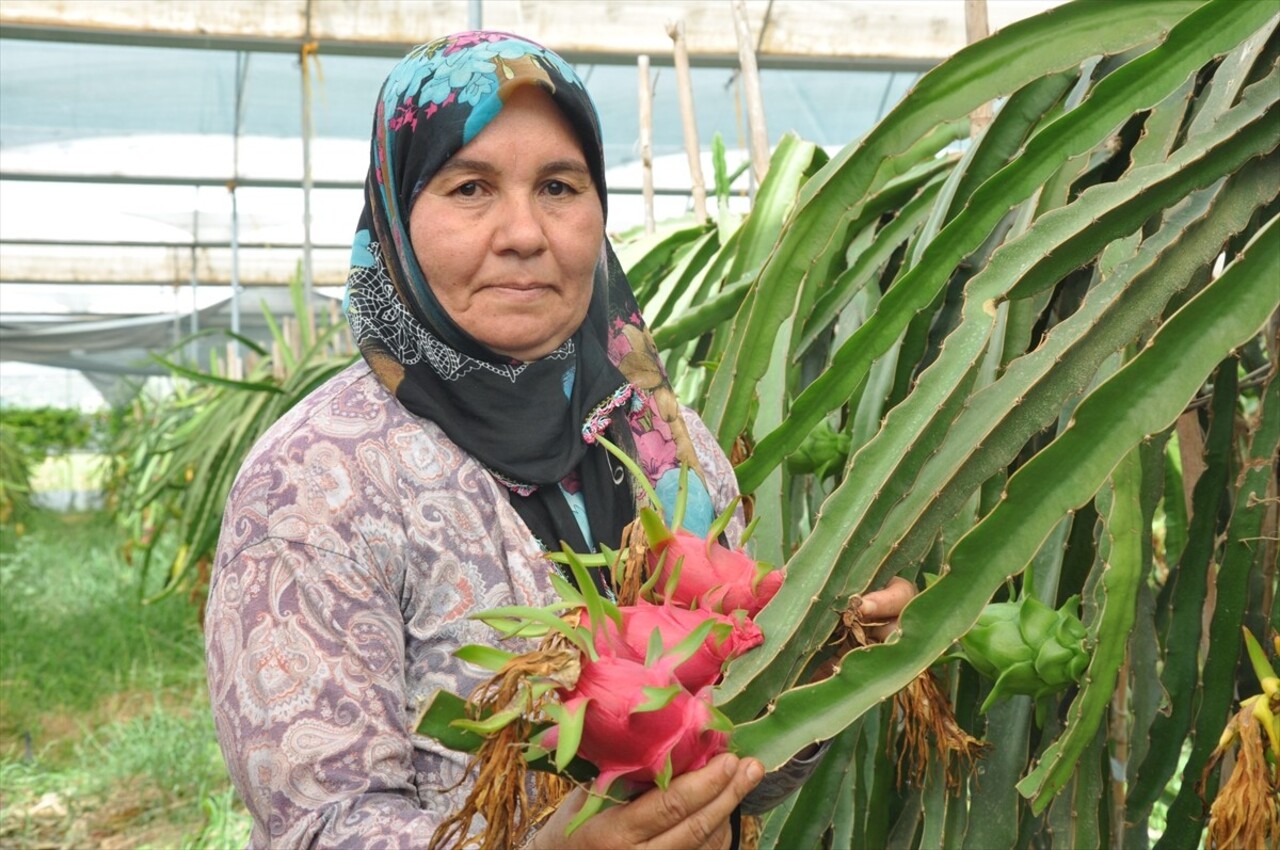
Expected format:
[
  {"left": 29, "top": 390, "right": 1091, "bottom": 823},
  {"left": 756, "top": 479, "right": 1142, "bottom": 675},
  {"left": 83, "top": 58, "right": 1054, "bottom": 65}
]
[{"left": 0, "top": 0, "right": 1064, "bottom": 407}]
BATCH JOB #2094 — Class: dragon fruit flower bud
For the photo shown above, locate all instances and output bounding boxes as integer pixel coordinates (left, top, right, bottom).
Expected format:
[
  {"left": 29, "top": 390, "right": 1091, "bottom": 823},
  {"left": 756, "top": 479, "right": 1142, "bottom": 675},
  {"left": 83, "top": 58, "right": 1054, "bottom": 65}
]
[
  {"left": 553, "top": 652, "right": 728, "bottom": 793},
  {"left": 646, "top": 527, "right": 784, "bottom": 617},
  {"left": 587, "top": 602, "right": 764, "bottom": 691}
]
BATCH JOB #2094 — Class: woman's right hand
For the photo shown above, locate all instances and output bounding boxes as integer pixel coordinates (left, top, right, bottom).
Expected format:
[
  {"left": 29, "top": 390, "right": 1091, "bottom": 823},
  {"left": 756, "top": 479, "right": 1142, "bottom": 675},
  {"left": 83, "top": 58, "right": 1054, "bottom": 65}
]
[{"left": 528, "top": 754, "right": 765, "bottom": 850}]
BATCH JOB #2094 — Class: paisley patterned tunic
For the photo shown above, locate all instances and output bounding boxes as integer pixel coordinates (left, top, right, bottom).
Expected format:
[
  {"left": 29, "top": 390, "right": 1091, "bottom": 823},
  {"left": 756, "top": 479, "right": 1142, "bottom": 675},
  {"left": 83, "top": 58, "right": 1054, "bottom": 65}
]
[{"left": 204, "top": 362, "right": 744, "bottom": 848}]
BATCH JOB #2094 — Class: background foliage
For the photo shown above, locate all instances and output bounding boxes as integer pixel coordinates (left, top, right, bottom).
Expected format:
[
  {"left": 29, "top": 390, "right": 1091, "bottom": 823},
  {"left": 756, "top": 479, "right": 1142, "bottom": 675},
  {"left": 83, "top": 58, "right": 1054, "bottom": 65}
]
[{"left": 624, "top": 0, "right": 1279, "bottom": 845}]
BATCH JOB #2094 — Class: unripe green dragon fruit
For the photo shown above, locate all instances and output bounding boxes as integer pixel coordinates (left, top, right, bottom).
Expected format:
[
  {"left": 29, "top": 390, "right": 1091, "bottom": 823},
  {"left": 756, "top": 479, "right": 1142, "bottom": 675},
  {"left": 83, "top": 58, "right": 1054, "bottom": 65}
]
[
  {"left": 785, "top": 421, "right": 851, "bottom": 480},
  {"left": 959, "top": 594, "right": 1089, "bottom": 713}
]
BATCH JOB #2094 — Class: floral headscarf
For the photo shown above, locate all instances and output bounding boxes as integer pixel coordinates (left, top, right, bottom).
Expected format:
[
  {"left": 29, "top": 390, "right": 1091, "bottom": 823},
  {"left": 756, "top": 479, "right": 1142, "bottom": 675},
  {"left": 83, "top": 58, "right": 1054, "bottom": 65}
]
[{"left": 344, "top": 31, "right": 713, "bottom": 559}]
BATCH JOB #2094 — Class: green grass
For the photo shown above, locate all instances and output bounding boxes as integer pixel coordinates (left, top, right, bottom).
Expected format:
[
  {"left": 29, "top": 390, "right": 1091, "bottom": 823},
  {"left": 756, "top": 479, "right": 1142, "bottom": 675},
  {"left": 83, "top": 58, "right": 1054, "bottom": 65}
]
[{"left": 0, "top": 510, "right": 251, "bottom": 848}]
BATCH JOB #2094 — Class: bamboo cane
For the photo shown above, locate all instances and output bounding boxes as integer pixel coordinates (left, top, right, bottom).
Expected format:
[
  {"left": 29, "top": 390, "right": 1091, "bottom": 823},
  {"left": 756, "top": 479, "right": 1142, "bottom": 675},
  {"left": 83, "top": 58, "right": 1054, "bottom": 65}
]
[
  {"left": 638, "top": 54, "right": 656, "bottom": 234},
  {"left": 731, "top": 0, "right": 770, "bottom": 186},
  {"left": 666, "top": 19, "right": 708, "bottom": 224}
]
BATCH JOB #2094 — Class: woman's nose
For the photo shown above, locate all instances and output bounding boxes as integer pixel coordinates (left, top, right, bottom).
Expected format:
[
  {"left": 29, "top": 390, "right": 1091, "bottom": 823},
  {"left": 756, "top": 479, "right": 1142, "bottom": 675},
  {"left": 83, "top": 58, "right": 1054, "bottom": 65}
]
[{"left": 492, "top": 193, "right": 548, "bottom": 256}]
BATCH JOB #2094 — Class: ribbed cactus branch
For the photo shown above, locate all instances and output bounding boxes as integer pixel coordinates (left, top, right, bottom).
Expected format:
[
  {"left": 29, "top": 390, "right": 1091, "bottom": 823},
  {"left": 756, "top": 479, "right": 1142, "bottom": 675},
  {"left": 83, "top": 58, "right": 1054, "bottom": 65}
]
[
  {"left": 731, "top": 0, "right": 1274, "bottom": 492},
  {"left": 722, "top": 117, "right": 1280, "bottom": 721},
  {"left": 729, "top": 215, "right": 1279, "bottom": 769},
  {"left": 1016, "top": 446, "right": 1145, "bottom": 812},
  {"left": 1153, "top": 372, "right": 1280, "bottom": 849}
]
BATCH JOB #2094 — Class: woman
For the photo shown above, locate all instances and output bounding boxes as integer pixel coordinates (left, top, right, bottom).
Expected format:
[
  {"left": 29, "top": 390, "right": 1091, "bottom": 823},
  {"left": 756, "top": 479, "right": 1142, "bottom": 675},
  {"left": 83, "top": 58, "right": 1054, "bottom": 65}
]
[{"left": 205, "top": 31, "right": 912, "bottom": 849}]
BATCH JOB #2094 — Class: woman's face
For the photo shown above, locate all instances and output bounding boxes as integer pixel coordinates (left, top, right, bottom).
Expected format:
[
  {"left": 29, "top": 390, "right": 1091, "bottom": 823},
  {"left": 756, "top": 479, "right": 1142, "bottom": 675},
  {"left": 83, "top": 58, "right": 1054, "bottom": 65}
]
[{"left": 408, "top": 85, "right": 605, "bottom": 361}]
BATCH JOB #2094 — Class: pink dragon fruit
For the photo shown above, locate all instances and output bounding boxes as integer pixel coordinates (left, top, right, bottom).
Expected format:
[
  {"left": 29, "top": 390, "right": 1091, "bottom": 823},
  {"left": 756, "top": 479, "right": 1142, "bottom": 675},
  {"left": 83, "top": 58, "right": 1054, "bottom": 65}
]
[
  {"left": 585, "top": 602, "right": 764, "bottom": 691},
  {"left": 543, "top": 650, "right": 729, "bottom": 793},
  {"left": 641, "top": 508, "right": 784, "bottom": 617}
]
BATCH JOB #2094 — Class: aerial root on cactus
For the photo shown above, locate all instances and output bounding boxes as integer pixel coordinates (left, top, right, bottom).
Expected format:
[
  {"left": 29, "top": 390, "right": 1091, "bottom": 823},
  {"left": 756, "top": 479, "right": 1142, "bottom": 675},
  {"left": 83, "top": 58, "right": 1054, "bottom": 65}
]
[
  {"left": 894, "top": 669, "right": 987, "bottom": 793},
  {"left": 428, "top": 633, "right": 581, "bottom": 850},
  {"left": 822, "top": 593, "right": 985, "bottom": 793}
]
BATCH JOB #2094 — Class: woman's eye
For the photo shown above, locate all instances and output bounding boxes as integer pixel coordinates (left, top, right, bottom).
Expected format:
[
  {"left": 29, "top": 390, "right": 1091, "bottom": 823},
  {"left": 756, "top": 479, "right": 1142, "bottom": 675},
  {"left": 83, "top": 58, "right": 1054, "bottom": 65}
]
[
  {"left": 455, "top": 181, "right": 480, "bottom": 197},
  {"left": 545, "top": 180, "right": 573, "bottom": 197}
]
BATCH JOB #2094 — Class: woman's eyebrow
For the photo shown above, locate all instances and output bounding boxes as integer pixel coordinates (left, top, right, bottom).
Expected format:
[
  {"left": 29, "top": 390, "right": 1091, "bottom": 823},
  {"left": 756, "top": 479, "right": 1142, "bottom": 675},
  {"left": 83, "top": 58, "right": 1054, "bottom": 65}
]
[
  {"left": 433, "top": 158, "right": 591, "bottom": 179},
  {"left": 434, "top": 157, "right": 497, "bottom": 178},
  {"left": 538, "top": 159, "right": 591, "bottom": 178}
]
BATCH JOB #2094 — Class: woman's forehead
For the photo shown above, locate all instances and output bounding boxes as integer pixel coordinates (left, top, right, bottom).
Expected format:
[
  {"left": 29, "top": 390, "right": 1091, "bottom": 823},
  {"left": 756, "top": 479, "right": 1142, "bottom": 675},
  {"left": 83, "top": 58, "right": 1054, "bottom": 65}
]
[{"left": 433, "top": 86, "right": 589, "bottom": 171}]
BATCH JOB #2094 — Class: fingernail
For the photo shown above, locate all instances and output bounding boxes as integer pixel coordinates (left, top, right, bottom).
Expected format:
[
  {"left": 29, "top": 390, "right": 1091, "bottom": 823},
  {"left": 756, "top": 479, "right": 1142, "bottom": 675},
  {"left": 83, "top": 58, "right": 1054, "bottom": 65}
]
[
  {"left": 746, "top": 760, "right": 765, "bottom": 783},
  {"left": 722, "top": 754, "right": 740, "bottom": 777},
  {"left": 860, "top": 599, "right": 878, "bottom": 618}
]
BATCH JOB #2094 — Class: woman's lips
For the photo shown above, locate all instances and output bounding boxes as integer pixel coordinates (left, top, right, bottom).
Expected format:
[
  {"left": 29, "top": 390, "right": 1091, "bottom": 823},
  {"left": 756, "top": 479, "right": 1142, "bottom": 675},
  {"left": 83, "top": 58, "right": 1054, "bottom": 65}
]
[{"left": 485, "top": 282, "right": 552, "bottom": 300}]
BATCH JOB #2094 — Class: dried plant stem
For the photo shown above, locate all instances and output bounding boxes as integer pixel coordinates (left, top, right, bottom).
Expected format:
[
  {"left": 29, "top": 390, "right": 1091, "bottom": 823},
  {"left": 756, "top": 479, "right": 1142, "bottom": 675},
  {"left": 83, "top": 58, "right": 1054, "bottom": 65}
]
[
  {"left": 616, "top": 519, "right": 650, "bottom": 606},
  {"left": 1202, "top": 706, "right": 1280, "bottom": 849},
  {"left": 964, "top": 0, "right": 993, "bottom": 138},
  {"left": 730, "top": 0, "right": 769, "bottom": 186},
  {"left": 637, "top": 54, "right": 655, "bottom": 235}
]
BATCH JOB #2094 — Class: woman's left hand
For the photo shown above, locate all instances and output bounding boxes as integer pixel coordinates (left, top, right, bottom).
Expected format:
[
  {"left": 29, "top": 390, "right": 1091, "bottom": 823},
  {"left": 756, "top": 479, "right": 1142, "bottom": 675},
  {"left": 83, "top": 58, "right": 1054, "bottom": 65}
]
[{"left": 857, "top": 576, "right": 916, "bottom": 642}]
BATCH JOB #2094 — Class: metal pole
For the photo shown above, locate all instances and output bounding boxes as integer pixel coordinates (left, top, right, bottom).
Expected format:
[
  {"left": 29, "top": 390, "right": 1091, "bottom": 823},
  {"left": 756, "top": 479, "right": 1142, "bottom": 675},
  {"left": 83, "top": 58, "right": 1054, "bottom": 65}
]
[
  {"left": 468, "top": 0, "right": 482, "bottom": 30},
  {"left": 230, "top": 187, "right": 241, "bottom": 337},
  {"left": 300, "top": 1, "right": 317, "bottom": 338},
  {"left": 189, "top": 203, "right": 199, "bottom": 364},
  {"left": 230, "top": 50, "right": 249, "bottom": 348}
]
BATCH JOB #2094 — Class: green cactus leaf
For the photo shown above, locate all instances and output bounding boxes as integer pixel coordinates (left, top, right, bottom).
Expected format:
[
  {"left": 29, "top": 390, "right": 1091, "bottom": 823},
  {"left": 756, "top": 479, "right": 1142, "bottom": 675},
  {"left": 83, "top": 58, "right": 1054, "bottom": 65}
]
[
  {"left": 671, "top": 465, "right": 690, "bottom": 532},
  {"left": 560, "top": 544, "right": 613, "bottom": 646},
  {"left": 474, "top": 604, "right": 592, "bottom": 658}
]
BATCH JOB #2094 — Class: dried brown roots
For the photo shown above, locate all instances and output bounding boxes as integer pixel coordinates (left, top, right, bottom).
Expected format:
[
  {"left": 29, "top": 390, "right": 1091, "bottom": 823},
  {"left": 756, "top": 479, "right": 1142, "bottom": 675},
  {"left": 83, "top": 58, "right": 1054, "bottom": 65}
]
[
  {"left": 427, "top": 639, "right": 580, "bottom": 850},
  {"left": 823, "top": 595, "right": 986, "bottom": 794}
]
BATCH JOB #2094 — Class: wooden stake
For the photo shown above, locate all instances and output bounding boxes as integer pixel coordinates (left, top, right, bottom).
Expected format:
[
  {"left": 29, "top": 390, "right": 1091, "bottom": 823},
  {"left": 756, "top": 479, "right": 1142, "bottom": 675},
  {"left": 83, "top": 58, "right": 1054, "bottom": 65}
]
[
  {"left": 666, "top": 18, "right": 707, "bottom": 224},
  {"left": 731, "top": 0, "right": 770, "bottom": 186},
  {"left": 638, "top": 54, "right": 656, "bottom": 234},
  {"left": 226, "top": 340, "right": 243, "bottom": 381},
  {"left": 965, "top": 0, "right": 993, "bottom": 138}
]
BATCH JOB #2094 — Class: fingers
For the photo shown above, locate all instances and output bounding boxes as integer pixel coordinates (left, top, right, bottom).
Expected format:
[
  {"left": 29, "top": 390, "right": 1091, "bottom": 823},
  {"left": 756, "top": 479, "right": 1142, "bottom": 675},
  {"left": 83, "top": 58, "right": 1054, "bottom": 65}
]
[
  {"left": 532, "top": 754, "right": 763, "bottom": 849},
  {"left": 860, "top": 577, "right": 916, "bottom": 641},
  {"left": 619, "top": 753, "right": 763, "bottom": 849}
]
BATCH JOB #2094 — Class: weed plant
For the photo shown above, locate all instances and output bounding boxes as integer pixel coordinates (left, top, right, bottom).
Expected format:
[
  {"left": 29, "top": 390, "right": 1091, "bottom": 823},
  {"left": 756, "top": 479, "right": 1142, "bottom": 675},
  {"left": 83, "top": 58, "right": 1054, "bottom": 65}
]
[{"left": 0, "top": 510, "right": 250, "bottom": 848}]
